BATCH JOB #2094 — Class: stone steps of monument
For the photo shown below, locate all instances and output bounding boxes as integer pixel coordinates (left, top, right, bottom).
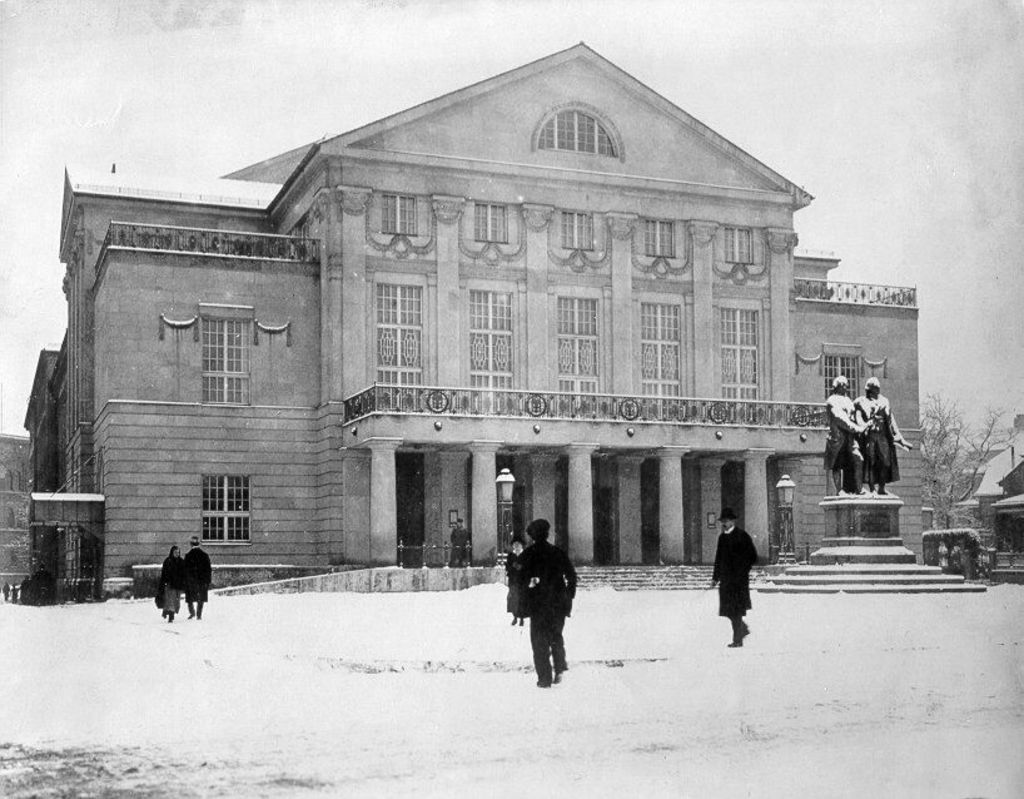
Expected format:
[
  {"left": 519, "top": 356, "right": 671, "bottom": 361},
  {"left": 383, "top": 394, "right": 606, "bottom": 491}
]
[
  {"left": 758, "top": 562, "right": 986, "bottom": 594},
  {"left": 758, "top": 581, "right": 987, "bottom": 594},
  {"left": 781, "top": 563, "right": 947, "bottom": 576},
  {"left": 577, "top": 566, "right": 715, "bottom": 591},
  {"left": 810, "top": 546, "right": 918, "bottom": 565},
  {"left": 822, "top": 537, "right": 907, "bottom": 547}
]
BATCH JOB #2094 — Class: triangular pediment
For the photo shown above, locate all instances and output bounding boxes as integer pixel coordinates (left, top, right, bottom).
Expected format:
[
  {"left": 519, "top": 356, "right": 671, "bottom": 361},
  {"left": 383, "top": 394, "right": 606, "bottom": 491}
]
[{"left": 317, "top": 44, "right": 809, "bottom": 204}]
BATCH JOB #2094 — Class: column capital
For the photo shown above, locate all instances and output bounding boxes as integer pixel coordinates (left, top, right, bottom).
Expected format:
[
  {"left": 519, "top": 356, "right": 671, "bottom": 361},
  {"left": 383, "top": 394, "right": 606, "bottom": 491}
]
[
  {"left": 744, "top": 448, "right": 774, "bottom": 462},
  {"left": 701, "top": 455, "right": 729, "bottom": 468},
  {"left": 468, "top": 439, "right": 503, "bottom": 454},
  {"left": 606, "top": 212, "right": 638, "bottom": 240},
  {"left": 522, "top": 203, "right": 554, "bottom": 231},
  {"left": 689, "top": 220, "right": 719, "bottom": 247},
  {"left": 431, "top": 194, "right": 465, "bottom": 225},
  {"left": 564, "top": 443, "right": 600, "bottom": 456},
  {"left": 657, "top": 446, "right": 691, "bottom": 460},
  {"left": 766, "top": 227, "right": 799, "bottom": 255},
  {"left": 337, "top": 185, "right": 373, "bottom": 216},
  {"left": 362, "top": 436, "right": 402, "bottom": 452}
]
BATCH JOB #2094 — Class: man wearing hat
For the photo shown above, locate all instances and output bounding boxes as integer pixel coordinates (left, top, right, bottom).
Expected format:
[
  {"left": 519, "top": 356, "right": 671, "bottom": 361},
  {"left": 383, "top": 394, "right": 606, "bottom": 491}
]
[
  {"left": 184, "top": 535, "right": 212, "bottom": 620},
  {"left": 854, "top": 376, "right": 912, "bottom": 496},
  {"left": 520, "top": 518, "right": 577, "bottom": 688},
  {"left": 824, "top": 374, "right": 866, "bottom": 495},
  {"left": 711, "top": 508, "right": 758, "bottom": 648}
]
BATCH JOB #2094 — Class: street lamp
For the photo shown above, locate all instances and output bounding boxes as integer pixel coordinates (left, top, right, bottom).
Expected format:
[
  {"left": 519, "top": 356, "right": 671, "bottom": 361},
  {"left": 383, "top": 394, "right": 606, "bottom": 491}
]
[
  {"left": 495, "top": 468, "right": 516, "bottom": 564},
  {"left": 775, "top": 473, "right": 796, "bottom": 565}
]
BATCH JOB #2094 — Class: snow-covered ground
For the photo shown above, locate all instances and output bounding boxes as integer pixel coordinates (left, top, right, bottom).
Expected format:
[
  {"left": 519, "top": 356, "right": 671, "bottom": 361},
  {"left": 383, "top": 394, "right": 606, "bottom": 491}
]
[{"left": 1, "top": 584, "right": 1022, "bottom": 798}]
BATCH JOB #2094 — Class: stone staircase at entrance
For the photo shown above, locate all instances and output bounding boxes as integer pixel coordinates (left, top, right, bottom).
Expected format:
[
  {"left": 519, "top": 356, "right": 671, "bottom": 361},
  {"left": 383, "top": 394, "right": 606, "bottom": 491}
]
[{"left": 576, "top": 565, "right": 715, "bottom": 591}]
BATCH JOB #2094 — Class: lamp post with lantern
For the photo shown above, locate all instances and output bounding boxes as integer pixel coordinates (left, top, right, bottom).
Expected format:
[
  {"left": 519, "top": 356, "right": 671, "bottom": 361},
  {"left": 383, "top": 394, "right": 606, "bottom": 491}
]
[
  {"left": 495, "top": 468, "right": 516, "bottom": 565},
  {"left": 775, "top": 474, "right": 797, "bottom": 565}
]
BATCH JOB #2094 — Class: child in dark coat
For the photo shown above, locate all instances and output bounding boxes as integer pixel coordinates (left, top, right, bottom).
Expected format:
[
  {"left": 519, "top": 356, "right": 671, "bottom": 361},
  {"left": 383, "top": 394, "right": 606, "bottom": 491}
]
[{"left": 505, "top": 536, "right": 528, "bottom": 626}]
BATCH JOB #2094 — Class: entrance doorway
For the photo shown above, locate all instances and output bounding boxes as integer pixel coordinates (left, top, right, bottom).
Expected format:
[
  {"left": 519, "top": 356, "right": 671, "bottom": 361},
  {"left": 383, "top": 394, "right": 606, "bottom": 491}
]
[{"left": 396, "top": 452, "right": 425, "bottom": 567}]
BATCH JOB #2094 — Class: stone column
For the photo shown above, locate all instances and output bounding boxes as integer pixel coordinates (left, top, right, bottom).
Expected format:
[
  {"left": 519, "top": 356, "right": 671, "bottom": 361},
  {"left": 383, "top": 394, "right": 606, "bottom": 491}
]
[
  {"left": 432, "top": 196, "right": 465, "bottom": 386},
  {"left": 698, "top": 456, "right": 728, "bottom": 564},
  {"left": 766, "top": 228, "right": 798, "bottom": 401},
  {"left": 469, "top": 441, "right": 501, "bottom": 565},
  {"left": 743, "top": 448, "right": 773, "bottom": 557},
  {"left": 618, "top": 454, "right": 644, "bottom": 564},
  {"left": 365, "top": 437, "right": 401, "bottom": 566},
  {"left": 658, "top": 446, "right": 689, "bottom": 564},
  {"left": 530, "top": 452, "right": 559, "bottom": 528},
  {"left": 689, "top": 221, "right": 719, "bottom": 398},
  {"left": 338, "top": 186, "right": 374, "bottom": 399},
  {"left": 607, "top": 213, "right": 637, "bottom": 395},
  {"left": 566, "top": 444, "right": 598, "bottom": 564},
  {"left": 523, "top": 204, "right": 554, "bottom": 389}
]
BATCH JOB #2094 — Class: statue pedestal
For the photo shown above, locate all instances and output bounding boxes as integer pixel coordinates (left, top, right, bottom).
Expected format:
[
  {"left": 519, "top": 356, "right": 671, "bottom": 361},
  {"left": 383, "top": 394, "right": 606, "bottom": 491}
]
[
  {"left": 811, "top": 495, "right": 916, "bottom": 564},
  {"left": 758, "top": 494, "right": 986, "bottom": 593}
]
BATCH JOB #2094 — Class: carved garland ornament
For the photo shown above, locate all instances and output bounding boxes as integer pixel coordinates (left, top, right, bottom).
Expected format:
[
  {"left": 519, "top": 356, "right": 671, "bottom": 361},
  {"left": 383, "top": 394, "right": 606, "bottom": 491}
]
[
  {"left": 458, "top": 208, "right": 526, "bottom": 266},
  {"left": 630, "top": 218, "right": 691, "bottom": 279},
  {"left": 158, "top": 314, "right": 200, "bottom": 341},
  {"left": 254, "top": 319, "right": 292, "bottom": 346},
  {"left": 364, "top": 199, "right": 436, "bottom": 260}
]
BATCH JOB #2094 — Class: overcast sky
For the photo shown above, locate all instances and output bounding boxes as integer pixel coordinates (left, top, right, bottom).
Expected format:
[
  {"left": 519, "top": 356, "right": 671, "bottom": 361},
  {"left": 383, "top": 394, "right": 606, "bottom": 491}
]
[{"left": 1, "top": 0, "right": 1022, "bottom": 436}]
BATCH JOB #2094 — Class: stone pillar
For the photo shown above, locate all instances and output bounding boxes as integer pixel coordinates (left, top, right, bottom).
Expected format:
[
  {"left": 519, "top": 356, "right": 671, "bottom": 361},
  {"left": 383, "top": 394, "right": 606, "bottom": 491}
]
[
  {"left": 469, "top": 441, "right": 501, "bottom": 564},
  {"left": 523, "top": 204, "right": 554, "bottom": 389},
  {"left": 743, "top": 448, "right": 773, "bottom": 557},
  {"left": 432, "top": 196, "right": 465, "bottom": 385},
  {"left": 689, "top": 221, "right": 719, "bottom": 398},
  {"left": 338, "top": 186, "right": 374, "bottom": 399},
  {"left": 618, "top": 454, "right": 644, "bottom": 564},
  {"left": 365, "top": 437, "right": 401, "bottom": 566},
  {"left": 607, "top": 213, "right": 637, "bottom": 395},
  {"left": 566, "top": 444, "right": 598, "bottom": 564},
  {"left": 698, "top": 456, "right": 727, "bottom": 564},
  {"left": 766, "top": 228, "right": 798, "bottom": 401},
  {"left": 530, "top": 452, "right": 559, "bottom": 529},
  {"left": 658, "top": 447, "right": 689, "bottom": 564}
]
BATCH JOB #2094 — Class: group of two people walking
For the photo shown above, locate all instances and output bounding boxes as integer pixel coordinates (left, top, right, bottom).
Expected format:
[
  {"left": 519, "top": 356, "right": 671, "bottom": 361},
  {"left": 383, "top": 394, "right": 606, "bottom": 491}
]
[
  {"left": 506, "top": 509, "right": 758, "bottom": 687},
  {"left": 157, "top": 536, "right": 212, "bottom": 623}
]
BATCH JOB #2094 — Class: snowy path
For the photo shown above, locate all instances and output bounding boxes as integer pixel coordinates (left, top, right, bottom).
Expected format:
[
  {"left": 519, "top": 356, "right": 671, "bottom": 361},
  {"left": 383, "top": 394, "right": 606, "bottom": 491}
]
[{"left": 1, "top": 586, "right": 1022, "bottom": 797}]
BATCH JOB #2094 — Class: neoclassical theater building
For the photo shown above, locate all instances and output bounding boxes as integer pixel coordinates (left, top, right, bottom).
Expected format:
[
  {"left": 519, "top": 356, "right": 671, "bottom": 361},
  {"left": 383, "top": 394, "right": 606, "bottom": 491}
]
[{"left": 34, "top": 44, "right": 922, "bottom": 584}]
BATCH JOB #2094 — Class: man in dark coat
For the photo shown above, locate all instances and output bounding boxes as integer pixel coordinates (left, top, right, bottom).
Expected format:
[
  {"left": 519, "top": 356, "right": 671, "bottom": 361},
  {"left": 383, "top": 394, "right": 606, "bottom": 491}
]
[
  {"left": 711, "top": 508, "right": 758, "bottom": 648},
  {"left": 520, "top": 518, "right": 577, "bottom": 688},
  {"left": 184, "top": 536, "right": 212, "bottom": 620},
  {"left": 449, "top": 519, "right": 470, "bottom": 567}
]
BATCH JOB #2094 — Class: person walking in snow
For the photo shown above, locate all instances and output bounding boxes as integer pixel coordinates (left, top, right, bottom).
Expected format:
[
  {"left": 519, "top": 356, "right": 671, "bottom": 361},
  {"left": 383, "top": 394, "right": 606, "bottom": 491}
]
[
  {"left": 520, "top": 518, "right": 577, "bottom": 688},
  {"left": 711, "top": 508, "right": 758, "bottom": 648},
  {"left": 157, "top": 545, "right": 186, "bottom": 623},
  {"left": 2, "top": 582, "right": 9, "bottom": 602},
  {"left": 184, "top": 535, "right": 212, "bottom": 620}
]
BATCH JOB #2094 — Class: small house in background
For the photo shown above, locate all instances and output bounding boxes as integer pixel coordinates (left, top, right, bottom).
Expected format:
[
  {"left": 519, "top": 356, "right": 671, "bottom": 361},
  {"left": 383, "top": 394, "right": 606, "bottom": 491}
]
[{"left": 970, "top": 414, "right": 1024, "bottom": 547}]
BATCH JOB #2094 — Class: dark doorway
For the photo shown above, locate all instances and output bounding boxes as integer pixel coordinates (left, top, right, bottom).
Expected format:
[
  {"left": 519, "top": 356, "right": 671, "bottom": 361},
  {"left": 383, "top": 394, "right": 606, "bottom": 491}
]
[
  {"left": 722, "top": 461, "right": 745, "bottom": 526},
  {"left": 554, "top": 457, "right": 568, "bottom": 551},
  {"left": 640, "top": 459, "right": 660, "bottom": 564},
  {"left": 396, "top": 452, "right": 425, "bottom": 567},
  {"left": 593, "top": 486, "right": 616, "bottom": 565}
]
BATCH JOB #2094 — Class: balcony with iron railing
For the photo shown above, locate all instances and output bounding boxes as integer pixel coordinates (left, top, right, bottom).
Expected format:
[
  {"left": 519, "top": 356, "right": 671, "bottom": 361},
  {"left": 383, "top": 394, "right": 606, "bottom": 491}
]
[
  {"left": 100, "top": 221, "right": 320, "bottom": 263},
  {"left": 343, "top": 384, "right": 828, "bottom": 429},
  {"left": 793, "top": 278, "right": 917, "bottom": 308}
]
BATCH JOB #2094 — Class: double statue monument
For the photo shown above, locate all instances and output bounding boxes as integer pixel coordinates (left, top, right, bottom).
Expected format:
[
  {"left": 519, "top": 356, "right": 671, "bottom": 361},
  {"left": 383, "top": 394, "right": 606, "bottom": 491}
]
[{"left": 817, "top": 375, "right": 915, "bottom": 564}]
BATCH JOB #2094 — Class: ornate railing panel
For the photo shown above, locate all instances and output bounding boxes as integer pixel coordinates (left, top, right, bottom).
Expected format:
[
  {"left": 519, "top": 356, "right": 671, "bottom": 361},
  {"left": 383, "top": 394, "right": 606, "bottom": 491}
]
[
  {"left": 343, "top": 384, "right": 828, "bottom": 428},
  {"left": 794, "top": 278, "right": 916, "bottom": 308},
  {"left": 103, "top": 221, "right": 319, "bottom": 263}
]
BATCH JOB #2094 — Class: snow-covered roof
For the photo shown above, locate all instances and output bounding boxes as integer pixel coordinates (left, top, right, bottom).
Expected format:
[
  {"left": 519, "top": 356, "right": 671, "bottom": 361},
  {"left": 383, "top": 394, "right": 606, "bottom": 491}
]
[
  {"left": 992, "top": 493, "right": 1024, "bottom": 509},
  {"left": 66, "top": 166, "right": 280, "bottom": 209},
  {"left": 974, "top": 437, "right": 1023, "bottom": 497}
]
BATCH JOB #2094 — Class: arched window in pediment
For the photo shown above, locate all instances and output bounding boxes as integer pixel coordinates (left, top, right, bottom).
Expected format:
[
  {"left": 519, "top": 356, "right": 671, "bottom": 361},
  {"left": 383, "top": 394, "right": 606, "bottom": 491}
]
[{"left": 536, "top": 107, "right": 620, "bottom": 158}]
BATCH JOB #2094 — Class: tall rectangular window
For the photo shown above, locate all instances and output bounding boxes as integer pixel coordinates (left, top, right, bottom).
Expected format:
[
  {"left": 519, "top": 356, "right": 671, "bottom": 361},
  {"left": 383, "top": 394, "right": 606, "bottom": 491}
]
[
  {"left": 202, "top": 475, "right": 250, "bottom": 542},
  {"left": 381, "top": 193, "right": 417, "bottom": 235},
  {"left": 643, "top": 219, "right": 675, "bottom": 257},
  {"left": 721, "top": 308, "right": 759, "bottom": 399},
  {"left": 724, "top": 226, "right": 753, "bottom": 264},
  {"left": 202, "top": 318, "right": 249, "bottom": 404},
  {"left": 473, "top": 204, "right": 508, "bottom": 243},
  {"left": 469, "top": 291, "right": 513, "bottom": 389},
  {"left": 560, "top": 211, "right": 594, "bottom": 250},
  {"left": 824, "top": 355, "right": 862, "bottom": 398},
  {"left": 376, "top": 284, "right": 423, "bottom": 384},
  {"left": 641, "top": 303, "right": 681, "bottom": 396},
  {"left": 557, "top": 297, "right": 599, "bottom": 393}
]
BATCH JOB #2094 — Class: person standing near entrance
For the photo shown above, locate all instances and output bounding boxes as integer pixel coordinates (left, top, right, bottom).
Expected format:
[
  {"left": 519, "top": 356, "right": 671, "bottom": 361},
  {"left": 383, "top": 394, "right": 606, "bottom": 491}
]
[
  {"left": 449, "top": 518, "right": 470, "bottom": 567},
  {"left": 711, "top": 508, "right": 758, "bottom": 648},
  {"left": 184, "top": 536, "right": 212, "bottom": 620},
  {"left": 520, "top": 518, "right": 577, "bottom": 688}
]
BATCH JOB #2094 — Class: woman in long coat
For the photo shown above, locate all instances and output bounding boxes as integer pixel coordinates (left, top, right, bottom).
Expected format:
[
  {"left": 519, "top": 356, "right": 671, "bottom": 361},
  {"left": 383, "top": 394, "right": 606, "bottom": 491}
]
[
  {"left": 158, "top": 545, "right": 186, "bottom": 623},
  {"left": 505, "top": 536, "right": 528, "bottom": 626}
]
